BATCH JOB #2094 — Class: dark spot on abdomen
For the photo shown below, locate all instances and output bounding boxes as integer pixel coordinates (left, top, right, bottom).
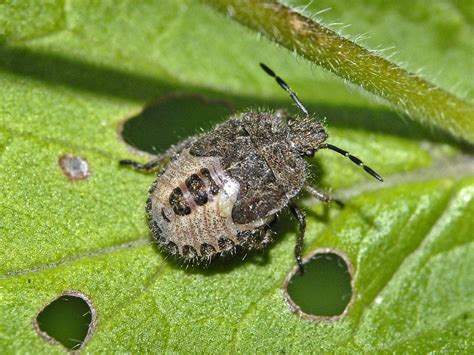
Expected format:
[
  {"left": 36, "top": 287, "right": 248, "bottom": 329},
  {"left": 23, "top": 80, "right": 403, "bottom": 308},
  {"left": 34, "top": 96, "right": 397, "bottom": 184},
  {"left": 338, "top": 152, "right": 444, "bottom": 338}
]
[
  {"left": 166, "top": 241, "right": 179, "bottom": 255},
  {"left": 161, "top": 208, "right": 171, "bottom": 222},
  {"left": 200, "top": 243, "right": 216, "bottom": 257},
  {"left": 182, "top": 245, "right": 198, "bottom": 259},
  {"left": 169, "top": 187, "right": 191, "bottom": 216},
  {"left": 218, "top": 237, "right": 235, "bottom": 252},
  {"left": 151, "top": 220, "right": 163, "bottom": 235},
  {"left": 200, "top": 168, "right": 220, "bottom": 195},
  {"left": 186, "top": 174, "right": 208, "bottom": 205}
]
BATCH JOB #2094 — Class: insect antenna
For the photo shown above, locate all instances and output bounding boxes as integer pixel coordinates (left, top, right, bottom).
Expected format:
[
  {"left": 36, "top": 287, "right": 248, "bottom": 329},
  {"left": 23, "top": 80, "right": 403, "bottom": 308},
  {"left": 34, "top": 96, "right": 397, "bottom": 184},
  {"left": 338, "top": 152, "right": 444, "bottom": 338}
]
[
  {"left": 322, "top": 144, "right": 383, "bottom": 181},
  {"left": 260, "top": 63, "right": 310, "bottom": 117}
]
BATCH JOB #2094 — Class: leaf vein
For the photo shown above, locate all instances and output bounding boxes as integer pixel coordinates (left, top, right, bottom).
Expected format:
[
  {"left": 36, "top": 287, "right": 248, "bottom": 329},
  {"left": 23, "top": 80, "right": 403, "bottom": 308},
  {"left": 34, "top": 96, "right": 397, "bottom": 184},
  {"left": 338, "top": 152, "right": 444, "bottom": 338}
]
[{"left": 0, "top": 237, "right": 152, "bottom": 278}]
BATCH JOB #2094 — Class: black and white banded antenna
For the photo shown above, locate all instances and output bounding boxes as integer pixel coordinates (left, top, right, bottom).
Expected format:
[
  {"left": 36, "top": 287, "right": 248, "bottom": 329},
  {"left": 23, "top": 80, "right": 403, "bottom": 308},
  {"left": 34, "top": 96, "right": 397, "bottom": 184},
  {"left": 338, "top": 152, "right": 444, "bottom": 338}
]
[{"left": 260, "top": 63, "right": 309, "bottom": 117}]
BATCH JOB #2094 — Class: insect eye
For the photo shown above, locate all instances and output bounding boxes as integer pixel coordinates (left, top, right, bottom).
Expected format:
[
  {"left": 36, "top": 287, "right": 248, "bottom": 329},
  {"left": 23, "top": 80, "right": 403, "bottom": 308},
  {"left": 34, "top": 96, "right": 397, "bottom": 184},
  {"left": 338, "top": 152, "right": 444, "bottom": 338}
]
[{"left": 305, "top": 149, "right": 315, "bottom": 157}]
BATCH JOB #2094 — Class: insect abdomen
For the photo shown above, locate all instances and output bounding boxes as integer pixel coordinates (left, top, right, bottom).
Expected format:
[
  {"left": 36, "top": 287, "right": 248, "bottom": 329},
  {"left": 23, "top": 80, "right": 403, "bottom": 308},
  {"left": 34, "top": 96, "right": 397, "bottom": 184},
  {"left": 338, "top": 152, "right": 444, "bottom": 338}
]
[{"left": 147, "top": 150, "right": 244, "bottom": 260}]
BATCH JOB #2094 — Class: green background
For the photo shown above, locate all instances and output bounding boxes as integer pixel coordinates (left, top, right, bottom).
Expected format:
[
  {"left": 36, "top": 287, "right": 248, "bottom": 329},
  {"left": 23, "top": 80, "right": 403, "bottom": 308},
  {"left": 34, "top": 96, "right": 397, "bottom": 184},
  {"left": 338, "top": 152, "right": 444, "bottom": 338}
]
[{"left": 0, "top": 0, "right": 472, "bottom": 352}]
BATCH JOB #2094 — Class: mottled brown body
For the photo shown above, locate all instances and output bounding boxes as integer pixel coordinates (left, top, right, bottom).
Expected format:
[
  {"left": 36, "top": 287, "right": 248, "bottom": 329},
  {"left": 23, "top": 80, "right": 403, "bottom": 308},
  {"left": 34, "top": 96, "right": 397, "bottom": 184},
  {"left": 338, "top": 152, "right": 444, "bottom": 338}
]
[
  {"left": 121, "top": 63, "right": 382, "bottom": 272},
  {"left": 146, "top": 111, "right": 327, "bottom": 261}
]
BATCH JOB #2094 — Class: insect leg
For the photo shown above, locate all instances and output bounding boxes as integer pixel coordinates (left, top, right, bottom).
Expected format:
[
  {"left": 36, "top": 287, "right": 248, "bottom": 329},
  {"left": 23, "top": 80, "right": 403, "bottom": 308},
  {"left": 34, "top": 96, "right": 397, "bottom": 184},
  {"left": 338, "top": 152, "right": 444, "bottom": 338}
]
[
  {"left": 119, "top": 136, "right": 197, "bottom": 172},
  {"left": 258, "top": 226, "right": 274, "bottom": 250},
  {"left": 304, "top": 185, "right": 344, "bottom": 208},
  {"left": 119, "top": 156, "right": 164, "bottom": 171},
  {"left": 321, "top": 143, "right": 383, "bottom": 182},
  {"left": 289, "top": 203, "right": 306, "bottom": 276},
  {"left": 244, "top": 221, "right": 275, "bottom": 251}
]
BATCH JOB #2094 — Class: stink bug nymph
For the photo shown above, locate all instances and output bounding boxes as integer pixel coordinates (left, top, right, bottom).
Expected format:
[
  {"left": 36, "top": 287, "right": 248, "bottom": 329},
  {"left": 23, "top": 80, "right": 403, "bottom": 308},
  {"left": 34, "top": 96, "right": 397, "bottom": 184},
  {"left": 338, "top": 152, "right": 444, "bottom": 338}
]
[{"left": 120, "top": 63, "right": 383, "bottom": 274}]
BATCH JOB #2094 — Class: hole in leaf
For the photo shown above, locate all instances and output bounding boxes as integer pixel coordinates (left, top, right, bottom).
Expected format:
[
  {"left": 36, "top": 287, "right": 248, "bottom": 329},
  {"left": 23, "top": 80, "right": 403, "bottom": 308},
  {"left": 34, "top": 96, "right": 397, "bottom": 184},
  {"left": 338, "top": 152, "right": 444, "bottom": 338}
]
[
  {"left": 35, "top": 291, "right": 96, "bottom": 350},
  {"left": 119, "top": 92, "right": 233, "bottom": 155},
  {"left": 58, "top": 154, "right": 89, "bottom": 181},
  {"left": 284, "top": 249, "right": 354, "bottom": 321}
]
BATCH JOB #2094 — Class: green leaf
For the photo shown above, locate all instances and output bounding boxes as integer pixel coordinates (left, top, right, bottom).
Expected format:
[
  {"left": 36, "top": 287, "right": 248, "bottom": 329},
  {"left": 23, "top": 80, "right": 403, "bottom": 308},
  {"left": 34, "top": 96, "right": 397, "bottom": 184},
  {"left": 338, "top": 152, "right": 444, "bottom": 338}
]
[
  {"left": 0, "top": 0, "right": 472, "bottom": 352},
  {"left": 204, "top": 0, "right": 474, "bottom": 142}
]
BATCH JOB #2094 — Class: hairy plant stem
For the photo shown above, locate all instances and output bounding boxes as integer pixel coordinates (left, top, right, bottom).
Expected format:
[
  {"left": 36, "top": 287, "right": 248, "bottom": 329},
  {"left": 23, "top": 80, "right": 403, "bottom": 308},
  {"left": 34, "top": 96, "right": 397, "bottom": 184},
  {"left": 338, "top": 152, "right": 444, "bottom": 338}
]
[{"left": 203, "top": 0, "right": 474, "bottom": 143}]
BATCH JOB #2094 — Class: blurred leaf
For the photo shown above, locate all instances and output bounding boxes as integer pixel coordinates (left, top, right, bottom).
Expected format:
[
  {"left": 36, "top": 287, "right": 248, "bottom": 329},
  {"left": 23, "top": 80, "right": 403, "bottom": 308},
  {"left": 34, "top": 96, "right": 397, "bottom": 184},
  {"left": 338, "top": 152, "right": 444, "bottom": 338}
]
[
  {"left": 0, "top": 0, "right": 472, "bottom": 352},
  {"left": 204, "top": 0, "right": 474, "bottom": 142}
]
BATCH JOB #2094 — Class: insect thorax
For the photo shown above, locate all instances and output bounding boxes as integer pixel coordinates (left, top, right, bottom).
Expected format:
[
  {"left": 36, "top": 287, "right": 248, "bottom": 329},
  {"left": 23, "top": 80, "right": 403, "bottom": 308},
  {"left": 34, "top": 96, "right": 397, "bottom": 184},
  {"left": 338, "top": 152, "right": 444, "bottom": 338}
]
[{"left": 189, "top": 111, "right": 315, "bottom": 222}]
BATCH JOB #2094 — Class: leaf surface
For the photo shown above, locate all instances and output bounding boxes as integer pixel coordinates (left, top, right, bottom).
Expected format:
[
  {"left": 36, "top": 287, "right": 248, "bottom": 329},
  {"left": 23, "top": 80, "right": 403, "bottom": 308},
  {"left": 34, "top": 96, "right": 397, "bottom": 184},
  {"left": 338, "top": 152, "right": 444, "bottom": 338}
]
[{"left": 0, "top": 0, "right": 472, "bottom": 352}]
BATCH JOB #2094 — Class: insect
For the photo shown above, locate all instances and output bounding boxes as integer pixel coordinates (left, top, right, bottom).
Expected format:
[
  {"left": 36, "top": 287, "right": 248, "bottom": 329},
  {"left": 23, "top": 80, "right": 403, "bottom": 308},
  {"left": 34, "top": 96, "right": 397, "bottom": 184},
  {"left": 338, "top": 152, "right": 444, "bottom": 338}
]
[{"left": 120, "top": 63, "right": 383, "bottom": 274}]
